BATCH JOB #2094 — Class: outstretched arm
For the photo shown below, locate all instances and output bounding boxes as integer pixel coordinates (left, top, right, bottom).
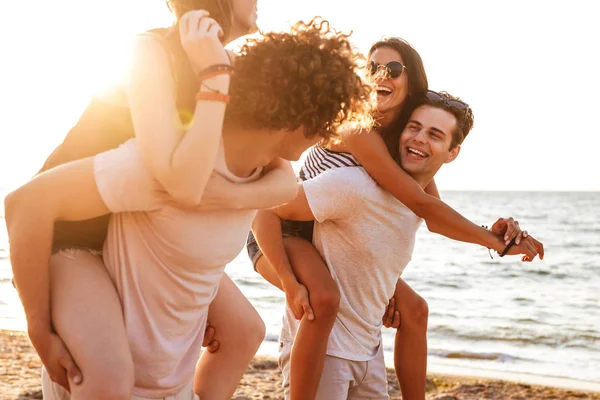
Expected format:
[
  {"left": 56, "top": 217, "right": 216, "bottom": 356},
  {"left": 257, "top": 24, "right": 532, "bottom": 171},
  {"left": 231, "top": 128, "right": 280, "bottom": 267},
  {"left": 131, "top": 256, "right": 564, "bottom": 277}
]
[{"left": 343, "top": 129, "right": 509, "bottom": 252}]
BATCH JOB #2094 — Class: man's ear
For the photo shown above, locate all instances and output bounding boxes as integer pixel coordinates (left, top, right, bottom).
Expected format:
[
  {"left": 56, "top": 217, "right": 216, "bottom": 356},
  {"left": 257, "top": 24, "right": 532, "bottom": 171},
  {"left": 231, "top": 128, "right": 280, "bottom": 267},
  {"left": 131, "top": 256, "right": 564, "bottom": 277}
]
[{"left": 445, "top": 144, "right": 461, "bottom": 164}]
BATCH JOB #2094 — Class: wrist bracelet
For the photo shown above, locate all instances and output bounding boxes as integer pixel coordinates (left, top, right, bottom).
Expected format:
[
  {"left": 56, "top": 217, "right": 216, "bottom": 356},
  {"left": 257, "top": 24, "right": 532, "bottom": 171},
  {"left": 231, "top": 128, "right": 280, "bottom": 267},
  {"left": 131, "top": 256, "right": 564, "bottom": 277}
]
[
  {"left": 481, "top": 225, "right": 494, "bottom": 259},
  {"left": 195, "top": 91, "right": 230, "bottom": 103},
  {"left": 198, "top": 64, "right": 233, "bottom": 81},
  {"left": 499, "top": 237, "right": 516, "bottom": 257}
]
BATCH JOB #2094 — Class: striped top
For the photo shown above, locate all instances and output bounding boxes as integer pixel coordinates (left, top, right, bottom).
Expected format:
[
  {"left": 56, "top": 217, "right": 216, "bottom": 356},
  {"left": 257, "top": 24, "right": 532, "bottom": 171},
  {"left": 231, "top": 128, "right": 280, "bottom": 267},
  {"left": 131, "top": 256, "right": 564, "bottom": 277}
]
[{"left": 298, "top": 146, "right": 361, "bottom": 182}]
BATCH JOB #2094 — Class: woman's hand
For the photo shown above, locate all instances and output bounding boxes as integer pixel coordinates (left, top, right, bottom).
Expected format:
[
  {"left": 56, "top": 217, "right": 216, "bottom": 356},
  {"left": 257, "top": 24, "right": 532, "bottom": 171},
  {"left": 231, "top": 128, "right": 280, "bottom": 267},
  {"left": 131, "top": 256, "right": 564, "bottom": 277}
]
[
  {"left": 179, "top": 10, "right": 230, "bottom": 73},
  {"left": 490, "top": 217, "right": 527, "bottom": 245}
]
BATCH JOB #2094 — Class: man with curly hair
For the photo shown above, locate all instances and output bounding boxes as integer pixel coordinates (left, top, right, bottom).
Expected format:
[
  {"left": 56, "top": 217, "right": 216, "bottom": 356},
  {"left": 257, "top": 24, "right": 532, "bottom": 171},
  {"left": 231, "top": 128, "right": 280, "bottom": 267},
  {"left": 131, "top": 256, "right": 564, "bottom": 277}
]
[{"left": 5, "top": 19, "right": 374, "bottom": 400}]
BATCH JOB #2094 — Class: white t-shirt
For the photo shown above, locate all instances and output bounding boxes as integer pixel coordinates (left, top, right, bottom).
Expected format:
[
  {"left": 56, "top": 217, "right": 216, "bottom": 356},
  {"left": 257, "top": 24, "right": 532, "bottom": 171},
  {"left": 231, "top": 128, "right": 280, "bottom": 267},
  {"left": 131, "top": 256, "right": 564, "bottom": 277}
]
[
  {"left": 94, "top": 139, "right": 260, "bottom": 397},
  {"left": 280, "top": 167, "right": 422, "bottom": 361}
]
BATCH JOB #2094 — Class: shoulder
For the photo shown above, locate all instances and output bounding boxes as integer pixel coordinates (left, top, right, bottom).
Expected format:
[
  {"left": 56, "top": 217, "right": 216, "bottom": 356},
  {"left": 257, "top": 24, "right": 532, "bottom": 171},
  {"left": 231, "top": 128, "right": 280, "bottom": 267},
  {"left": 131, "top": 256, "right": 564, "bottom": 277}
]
[{"left": 307, "top": 167, "right": 375, "bottom": 192}]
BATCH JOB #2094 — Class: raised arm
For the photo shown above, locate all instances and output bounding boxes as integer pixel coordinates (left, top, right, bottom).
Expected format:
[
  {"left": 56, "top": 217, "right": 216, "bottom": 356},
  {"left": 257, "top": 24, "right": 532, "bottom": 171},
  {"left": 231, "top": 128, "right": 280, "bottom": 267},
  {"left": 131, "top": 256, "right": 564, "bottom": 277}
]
[
  {"left": 125, "top": 11, "right": 231, "bottom": 207},
  {"left": 343, "top": 129, "right": 509, "bottom": 253}
]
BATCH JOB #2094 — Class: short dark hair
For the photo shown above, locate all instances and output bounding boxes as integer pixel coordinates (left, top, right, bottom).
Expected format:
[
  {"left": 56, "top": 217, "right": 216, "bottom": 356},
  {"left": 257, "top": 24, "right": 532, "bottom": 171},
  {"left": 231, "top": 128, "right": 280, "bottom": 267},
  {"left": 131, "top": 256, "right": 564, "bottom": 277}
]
[
  {"left": 224, "top": 18, "right": 375, "bottom": 143},
  {"left": 419, "top": 91, "right": 474, "bottom": 149}
]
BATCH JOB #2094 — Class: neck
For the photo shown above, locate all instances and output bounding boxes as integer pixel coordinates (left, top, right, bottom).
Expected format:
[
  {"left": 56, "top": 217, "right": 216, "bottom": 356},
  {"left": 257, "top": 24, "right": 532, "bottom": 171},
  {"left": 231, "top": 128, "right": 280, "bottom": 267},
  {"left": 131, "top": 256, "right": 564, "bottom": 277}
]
[
  {"left": 376, "top": 105, "right": 404, "bottom": 131},
  {"left": 221, "top": 126, "right": 278, "bottom": 177},
  {"left": 411, "top": 171, "right": 436, "bottom": 190}
]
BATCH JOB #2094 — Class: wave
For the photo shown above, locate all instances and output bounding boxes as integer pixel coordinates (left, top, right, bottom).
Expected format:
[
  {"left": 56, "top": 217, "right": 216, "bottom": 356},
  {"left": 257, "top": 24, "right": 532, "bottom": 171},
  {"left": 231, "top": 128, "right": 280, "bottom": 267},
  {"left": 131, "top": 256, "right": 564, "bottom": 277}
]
[{"left": 429, "top": 349, "right": 523, "bottom": 363}]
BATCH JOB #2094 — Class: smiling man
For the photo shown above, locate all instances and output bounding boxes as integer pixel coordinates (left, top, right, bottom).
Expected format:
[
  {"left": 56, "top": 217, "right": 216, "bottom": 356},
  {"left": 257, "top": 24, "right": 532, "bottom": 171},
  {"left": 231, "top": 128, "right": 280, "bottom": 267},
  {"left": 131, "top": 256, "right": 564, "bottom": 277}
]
[{"left": 258, "top": 91, "right": 544, "bottom": 399}]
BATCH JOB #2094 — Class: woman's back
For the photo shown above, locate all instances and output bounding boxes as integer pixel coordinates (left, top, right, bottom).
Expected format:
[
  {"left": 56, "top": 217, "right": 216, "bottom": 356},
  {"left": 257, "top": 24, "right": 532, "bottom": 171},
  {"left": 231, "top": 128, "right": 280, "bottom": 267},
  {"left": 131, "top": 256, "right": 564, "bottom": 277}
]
[{"left": 40, "top": 27, "right": 197, "bottom": 251}]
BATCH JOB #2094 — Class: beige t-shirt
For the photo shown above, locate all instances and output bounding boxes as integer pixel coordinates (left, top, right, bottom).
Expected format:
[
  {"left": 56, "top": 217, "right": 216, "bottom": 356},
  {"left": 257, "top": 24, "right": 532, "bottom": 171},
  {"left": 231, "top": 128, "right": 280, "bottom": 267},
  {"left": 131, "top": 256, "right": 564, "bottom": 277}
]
[
  {"left": 94, "top": 139, "right": 260, "bottom": 397},
  {"left": 281, "top": 167, "right": 422, "bottom": 361}
]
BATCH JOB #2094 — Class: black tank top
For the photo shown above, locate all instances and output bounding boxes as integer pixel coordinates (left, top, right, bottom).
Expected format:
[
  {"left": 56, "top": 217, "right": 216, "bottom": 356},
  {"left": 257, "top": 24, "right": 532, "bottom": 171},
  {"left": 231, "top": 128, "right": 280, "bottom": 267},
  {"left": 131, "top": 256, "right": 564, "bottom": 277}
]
[{"left": 40, "top": 27, "right": 198, "bottom": 251}]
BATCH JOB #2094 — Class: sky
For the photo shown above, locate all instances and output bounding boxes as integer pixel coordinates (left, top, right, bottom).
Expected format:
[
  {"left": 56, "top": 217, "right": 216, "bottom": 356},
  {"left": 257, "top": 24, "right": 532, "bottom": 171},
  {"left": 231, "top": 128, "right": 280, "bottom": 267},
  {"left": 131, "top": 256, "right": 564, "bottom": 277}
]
[{"left": 0, "top": 0, "right": 599, "bottom": 191}]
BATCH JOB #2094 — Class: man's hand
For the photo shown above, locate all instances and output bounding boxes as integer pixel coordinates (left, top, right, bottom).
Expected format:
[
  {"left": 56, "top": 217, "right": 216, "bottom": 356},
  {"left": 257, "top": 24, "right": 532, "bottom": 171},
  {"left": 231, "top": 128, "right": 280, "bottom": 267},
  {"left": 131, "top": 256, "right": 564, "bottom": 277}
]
[
  {"left": 382, "top": 297, "right": 401, "bottom": 328},
  {"left": 202, "top": 322, "right": 220, "bottom": 353},
  {"left": 490, "top": 217, "right": 527, "bottom": 246},
  {"left": 32, "top": 331, "right": 82, "bottom": 392},
  {"left": 283, "top": 280, "right": 314, "bottom": 321}
]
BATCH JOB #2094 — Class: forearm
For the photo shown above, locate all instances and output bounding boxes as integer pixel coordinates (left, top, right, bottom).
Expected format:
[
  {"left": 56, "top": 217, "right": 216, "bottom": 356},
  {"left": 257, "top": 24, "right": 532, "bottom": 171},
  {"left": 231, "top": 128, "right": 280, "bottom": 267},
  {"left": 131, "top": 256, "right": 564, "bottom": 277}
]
[
  {"left": 226, "top": 162, "right": 297, "bottom": 210},
  {"left": 252, "top": 211, "right": 298, "bottom": 287},
  {"left": 5, "top": 193, "right": 54, "bottom": 338},
  {"left": 420, "top": 197, "right": 505, "bottom": 252},
  {"left": 162, "top": 75, "right": 230, "bottom": 206},
  {"left": 424, "top": 179, "right": 440, "bottom": 198}
]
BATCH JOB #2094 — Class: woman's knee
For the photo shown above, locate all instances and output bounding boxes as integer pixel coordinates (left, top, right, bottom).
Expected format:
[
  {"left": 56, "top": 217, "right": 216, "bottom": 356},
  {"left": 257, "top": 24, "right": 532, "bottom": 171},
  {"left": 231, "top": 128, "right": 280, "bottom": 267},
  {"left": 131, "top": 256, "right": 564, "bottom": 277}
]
[
  {"left": 231, "top": 307, "right": 266, "bottom": 353},
  {"left": 403, "top": 295, "right": 429, "bottom": 330},
  {"left": 308, "top": 283, "right": 340, "bottom": 321}
]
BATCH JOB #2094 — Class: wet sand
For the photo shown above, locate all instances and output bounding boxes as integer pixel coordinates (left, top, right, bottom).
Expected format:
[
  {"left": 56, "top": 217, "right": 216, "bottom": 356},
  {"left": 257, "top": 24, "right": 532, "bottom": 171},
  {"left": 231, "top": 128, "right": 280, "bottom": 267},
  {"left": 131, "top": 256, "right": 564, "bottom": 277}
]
[{"left": 2, "top": 330, "right": 599, "bottom": 400}]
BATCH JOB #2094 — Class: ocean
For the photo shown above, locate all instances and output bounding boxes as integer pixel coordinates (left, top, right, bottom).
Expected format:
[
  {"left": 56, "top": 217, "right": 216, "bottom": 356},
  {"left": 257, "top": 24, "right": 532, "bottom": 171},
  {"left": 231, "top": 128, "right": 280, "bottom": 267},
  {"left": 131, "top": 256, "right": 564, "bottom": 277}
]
[{"left": 1, "top": 189, "right": 599, "bottom": 388}]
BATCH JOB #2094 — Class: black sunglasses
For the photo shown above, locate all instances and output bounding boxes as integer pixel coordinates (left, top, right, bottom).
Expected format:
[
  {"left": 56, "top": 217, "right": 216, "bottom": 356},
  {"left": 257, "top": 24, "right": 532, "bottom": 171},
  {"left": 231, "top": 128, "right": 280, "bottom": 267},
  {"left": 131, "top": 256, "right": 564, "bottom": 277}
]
[
  {"left": 425, "top": 90, "right": 469, "bottom": 110},
  {"left": 368, "top": 61, "right": 406, "bottom": 79}
]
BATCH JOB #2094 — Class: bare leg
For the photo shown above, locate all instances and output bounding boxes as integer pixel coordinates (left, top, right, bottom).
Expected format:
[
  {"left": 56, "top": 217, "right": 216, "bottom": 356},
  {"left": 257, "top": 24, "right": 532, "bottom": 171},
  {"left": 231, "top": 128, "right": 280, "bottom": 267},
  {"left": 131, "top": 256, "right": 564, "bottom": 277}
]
[
  {"left": 256, "top": 236, "right": 340, "bottom": 400},
  {"left": 193, "top": 273, "right": 266, "bottom": 400},
  {"left": 48, "top": 250, "right": 134, "bottom": 400},
  {"left": 392, "top": 278, "right": 429, "bottom": 400}
]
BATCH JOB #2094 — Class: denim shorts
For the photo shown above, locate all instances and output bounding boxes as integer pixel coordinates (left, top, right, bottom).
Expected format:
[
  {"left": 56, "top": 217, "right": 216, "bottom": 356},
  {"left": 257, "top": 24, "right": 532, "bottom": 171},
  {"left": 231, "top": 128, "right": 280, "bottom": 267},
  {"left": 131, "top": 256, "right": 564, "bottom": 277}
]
[{"left": 246, "top": 219, "right": 314, "bottom": 270}]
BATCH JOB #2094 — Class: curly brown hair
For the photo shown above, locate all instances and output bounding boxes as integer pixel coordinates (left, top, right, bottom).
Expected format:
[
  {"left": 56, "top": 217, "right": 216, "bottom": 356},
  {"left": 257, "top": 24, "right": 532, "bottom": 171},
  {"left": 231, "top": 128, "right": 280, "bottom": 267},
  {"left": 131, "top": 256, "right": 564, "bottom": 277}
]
[{"left": 224, "top": 18, "right": 376, "bottom": 143}]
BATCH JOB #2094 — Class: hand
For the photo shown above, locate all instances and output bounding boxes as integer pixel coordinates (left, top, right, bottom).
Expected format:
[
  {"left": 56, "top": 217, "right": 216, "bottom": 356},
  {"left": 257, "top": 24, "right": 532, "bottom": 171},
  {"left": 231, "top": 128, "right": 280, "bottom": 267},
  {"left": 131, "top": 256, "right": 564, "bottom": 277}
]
[
  {"left": 202, "top": 322, "right": 220, "bottom": 353},
  {"left": 382, "top": 297, "right": 401, "bottom": 328},
  {"left": 179, "top": 10, "right": 230, "bottom": 73},
  {"left": 283, "top": 280, "right": 314, "bottom": 321},
  {"left": 504, "top": 234, "right": 545, "bottom": 262},
  {"left": 490, "top": 217, "right": 527, "bottom": 246},
  {"left": 31, "top": 331, "right": 82, "bottom": 392}
]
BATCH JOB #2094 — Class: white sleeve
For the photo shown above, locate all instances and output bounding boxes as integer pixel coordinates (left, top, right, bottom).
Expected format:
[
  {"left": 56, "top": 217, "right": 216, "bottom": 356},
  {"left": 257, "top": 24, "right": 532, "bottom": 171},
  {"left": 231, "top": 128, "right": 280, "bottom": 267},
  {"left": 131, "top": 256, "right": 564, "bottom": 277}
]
[
  {"left": 303, "top": 167, "right": 367, "bottom": 223},
  {"left": 93, "top": 139, "right": 168, "bottom": 213}
]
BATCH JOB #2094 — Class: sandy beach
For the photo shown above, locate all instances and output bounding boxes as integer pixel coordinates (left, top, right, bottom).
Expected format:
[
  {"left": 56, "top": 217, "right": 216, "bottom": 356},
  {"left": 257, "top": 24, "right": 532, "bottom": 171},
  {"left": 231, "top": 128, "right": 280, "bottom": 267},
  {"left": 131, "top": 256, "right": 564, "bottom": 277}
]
[{"left": 2, "top": 330, "right": 599, "bottom": 400}]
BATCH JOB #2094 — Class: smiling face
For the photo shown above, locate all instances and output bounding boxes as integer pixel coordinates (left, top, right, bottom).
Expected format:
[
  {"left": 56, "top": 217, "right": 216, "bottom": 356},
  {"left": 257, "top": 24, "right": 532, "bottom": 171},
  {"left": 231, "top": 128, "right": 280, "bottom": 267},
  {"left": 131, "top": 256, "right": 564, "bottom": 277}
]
[
  {"left": 400, "top": 105, "right": 461, "bottom": 186},
  {"left": 369, "top": 46, "right": 410, "bottom": 121}
]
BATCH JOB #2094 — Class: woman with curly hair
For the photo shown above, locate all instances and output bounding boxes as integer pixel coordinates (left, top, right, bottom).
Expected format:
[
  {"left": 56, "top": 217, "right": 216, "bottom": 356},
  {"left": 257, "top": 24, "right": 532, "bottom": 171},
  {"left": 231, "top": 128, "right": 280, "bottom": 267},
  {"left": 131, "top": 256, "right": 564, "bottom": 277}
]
[
  {"left": 6, "top": 3, "right": 373, "bottom": 400},
  {"left": 249, "top": 38, "right": 526, "bottom": 399}
]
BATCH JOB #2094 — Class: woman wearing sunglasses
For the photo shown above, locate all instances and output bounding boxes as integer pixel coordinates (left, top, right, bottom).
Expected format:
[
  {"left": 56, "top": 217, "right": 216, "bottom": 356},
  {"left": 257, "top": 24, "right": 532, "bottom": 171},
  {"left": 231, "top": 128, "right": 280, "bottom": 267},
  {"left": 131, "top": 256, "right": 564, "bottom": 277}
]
[{"left": 250, "top": 38, "right": 526, "bottom": 400}]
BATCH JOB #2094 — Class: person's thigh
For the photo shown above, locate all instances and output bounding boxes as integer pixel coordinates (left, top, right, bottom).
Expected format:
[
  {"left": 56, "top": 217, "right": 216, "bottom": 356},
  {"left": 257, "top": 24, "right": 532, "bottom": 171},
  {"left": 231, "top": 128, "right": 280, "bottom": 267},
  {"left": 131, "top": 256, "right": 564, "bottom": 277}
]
[
  {"left": 349, "top": 346, "right": 389, "bottom": 400},
  {"left": 49, "top": 249, "right": 134, "bottom": 399}
]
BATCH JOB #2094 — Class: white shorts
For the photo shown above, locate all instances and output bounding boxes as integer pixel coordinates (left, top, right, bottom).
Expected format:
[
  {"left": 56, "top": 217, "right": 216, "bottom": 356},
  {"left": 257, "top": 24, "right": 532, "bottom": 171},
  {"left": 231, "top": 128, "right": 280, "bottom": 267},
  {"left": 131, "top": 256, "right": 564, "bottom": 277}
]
[
  {"left": 42, "top": 366, "right": 199, "bottom": 400},
  {"left": 279, "top": 341, "right": 389, "bottom": 400}
]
